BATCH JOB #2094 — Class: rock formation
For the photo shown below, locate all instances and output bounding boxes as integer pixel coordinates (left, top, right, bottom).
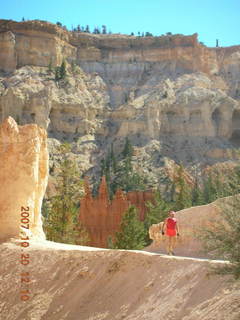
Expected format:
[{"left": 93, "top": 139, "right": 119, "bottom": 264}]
[
  {"left": 79, "top": 177, "right": 154, "bottom": 247},
  {"left": 0, "top": 19, "right": 240, "bottom": 191},
  {"left": 0, "top": 117, "right": 48, "bottom": 242}
]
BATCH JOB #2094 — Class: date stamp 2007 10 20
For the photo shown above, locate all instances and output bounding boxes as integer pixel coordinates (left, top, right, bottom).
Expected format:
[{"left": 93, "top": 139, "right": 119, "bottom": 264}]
[{"left": 20, "top": 206, "right": 31, "bottom": 302}]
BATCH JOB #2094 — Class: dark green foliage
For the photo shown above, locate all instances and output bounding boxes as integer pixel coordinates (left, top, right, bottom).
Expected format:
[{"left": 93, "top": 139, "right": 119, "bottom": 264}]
[
  {"left": 113, "top": 206, "right": 147, "bottom": 250},
  {"left": 93, "top": 27, "right": 100, "bottom": 34},
  {"left": 201, "top": 168, "right": 240, "bottom": 205},
  {"left": 173, "top": 165, "right": 192, "bottom": 211},
  {"left": 55, "top": 59, "right": 67, "bottom": 81},
  {"left": 102, "top": 25, "right": 107, "bottom": 34},
  {"left": 191, "top": 178, "right": 205, "bottom": 206},
  {"left": 198, "top": 196, "right": 240, "bottom": 280},
  {"left": 122, "top": 137, "right": 133, "bottom": 158},
  {"left": 60, "top": 59, "right": 67, "bottom": 79},
  {"left": 55, "top": 66, "right": 61, "bottom": 81},
  {"left": 56, "top": 21, "right": 62, "bottom": 27},
  {"left": 43, "top": 143, "right": 89, "bottom": 245},
  {"left": 144, "top": 191, "right": 170, "bottom": 229},
  {"left": 144, "top": 190, "right": 171, "bottom": 245},
  {"left": 98, "top": 138, "right": 146, "bottom": 198}
]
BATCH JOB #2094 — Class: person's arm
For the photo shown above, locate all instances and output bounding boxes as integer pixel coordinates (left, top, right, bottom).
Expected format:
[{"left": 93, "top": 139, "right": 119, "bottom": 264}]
[
  {"left": 162, "top": 219, "right": 167, "bottom": 235},
  {"left": 176, "top": 221, "right": 180, "bottom": 236}
]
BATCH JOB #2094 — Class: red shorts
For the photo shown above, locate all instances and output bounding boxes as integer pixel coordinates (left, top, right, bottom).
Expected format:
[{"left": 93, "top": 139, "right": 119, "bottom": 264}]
[{"left": 166, "top": 229, "right": 176, "bottom": 237}]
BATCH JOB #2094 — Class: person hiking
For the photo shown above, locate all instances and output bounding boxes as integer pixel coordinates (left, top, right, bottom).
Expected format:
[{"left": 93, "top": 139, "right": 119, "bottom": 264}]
[{"left": 162, "top": 211, "right": 180, "bottom": 255}]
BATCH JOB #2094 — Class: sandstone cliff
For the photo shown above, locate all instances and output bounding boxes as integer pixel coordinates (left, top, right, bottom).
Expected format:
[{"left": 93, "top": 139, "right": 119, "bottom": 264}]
[
  {"left": 1, "top": 19, "right": 240, "bottom": 189},
  {"left": 0, "top": 117, "right": 48, "bottom": 242}
]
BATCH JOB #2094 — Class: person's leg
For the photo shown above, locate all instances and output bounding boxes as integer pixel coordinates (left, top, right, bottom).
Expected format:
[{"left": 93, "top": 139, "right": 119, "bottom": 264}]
[
  {"left": 166, "top": 236, "right": 171, "bottom": 254},
  {"left": 169, "top": 236, "right": 177, "bottom": 254}
]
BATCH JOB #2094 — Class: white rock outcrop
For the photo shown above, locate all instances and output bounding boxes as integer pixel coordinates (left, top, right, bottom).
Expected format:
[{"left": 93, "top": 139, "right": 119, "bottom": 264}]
[{"left": 0, "top": 117, "right": 48, "bottom": 242}]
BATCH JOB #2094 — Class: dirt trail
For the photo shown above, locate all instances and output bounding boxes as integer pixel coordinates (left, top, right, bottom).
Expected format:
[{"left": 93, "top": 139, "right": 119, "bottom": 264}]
[{"left": 1, "top": 240, "right": 240, "bottom": 320}]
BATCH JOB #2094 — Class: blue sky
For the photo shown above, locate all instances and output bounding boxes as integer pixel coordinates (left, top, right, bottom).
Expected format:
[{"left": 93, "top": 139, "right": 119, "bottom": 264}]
[{"left": 1, "top": 0, "right": 239, "bottom": 47}]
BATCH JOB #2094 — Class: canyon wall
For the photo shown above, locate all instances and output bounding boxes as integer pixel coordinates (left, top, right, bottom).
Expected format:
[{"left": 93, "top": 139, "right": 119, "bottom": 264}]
[
  {"left": 1, "top": 19, "right": 240, "bottom": 107},
  {"left": 0, "top": 117, "right": 48, "bottom": 242},
  {"left": 0, "top": 19, "right": 240, "bottom": 188}
]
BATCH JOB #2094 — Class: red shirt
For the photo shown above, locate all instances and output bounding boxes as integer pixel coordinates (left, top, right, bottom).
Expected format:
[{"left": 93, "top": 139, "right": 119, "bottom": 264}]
[{"left": 166, "top": 217, "right": 177, "bottom": 230}]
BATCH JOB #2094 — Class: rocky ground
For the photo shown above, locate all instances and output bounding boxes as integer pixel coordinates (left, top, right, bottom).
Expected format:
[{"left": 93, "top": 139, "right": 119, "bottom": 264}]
[{"left": 1, "top": 240, "right": 240, "bottom": 320}]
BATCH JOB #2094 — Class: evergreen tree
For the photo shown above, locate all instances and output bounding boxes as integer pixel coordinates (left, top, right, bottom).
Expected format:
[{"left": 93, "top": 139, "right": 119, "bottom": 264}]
[
  {"left": 113, "top": 206, "right": 146, "bottom": 249},
  {"left": 174, "top": 165, "right": 192, "bottom": 211},
  {"left": 55, "top": 59, "right": 67, "bottom": 81},
  {"left": 97, "top": 138, "right": 146, "bottom": 197},
  {"left": 55, "top": 66, "right": 61, "bottom": 81},
  {"left": 85, "top": 25, "right": 90, "bottom": 33},
  {"left": 102, "top": 25, "right": 107, "bottom": 34},
  {"left": 93, "top": 27, "right": 100, "bottom": 34},
  {"left": 203, "top": 175, "right": 218, "bottom": 204},
  {"left": 43, "top": 143, "right": 89, "bottom": 245},
  {"left": 144, "top": 190, "right": 171, "bottom": 245},
  {"left": 191, "top": 178, "right": 204, "bottom": 206},
  {"left": 60, "top": 59, "right": 67, "bottom": 79},
  {"left": 122, "top": 137, "right": 133, "bottom": 158},
  {"left": 144, "top": 191, "right": 170, "bottom": 229}
]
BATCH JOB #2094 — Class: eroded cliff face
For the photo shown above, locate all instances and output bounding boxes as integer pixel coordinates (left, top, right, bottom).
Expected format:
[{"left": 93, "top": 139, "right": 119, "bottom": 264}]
[
  {"left": 1, "top": 19, "right": 240, "bottom": 107},
  {"left": 0, "top": 117, "right": 48, "bottom": 242},
  {"left": 0, "top": 19, "right": 75, "bottom": 72},
  {"left": 0, "top": 19, "right": 240, "bottom": 186}
]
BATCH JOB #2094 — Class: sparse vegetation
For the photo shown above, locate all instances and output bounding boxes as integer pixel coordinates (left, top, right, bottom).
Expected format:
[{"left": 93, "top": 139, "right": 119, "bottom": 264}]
[
  {"left": 43, "top": 143, "right": 89, "bottom": 245},
  {"left": 198, "top": 196, "right": 240, "bottom": 280}
]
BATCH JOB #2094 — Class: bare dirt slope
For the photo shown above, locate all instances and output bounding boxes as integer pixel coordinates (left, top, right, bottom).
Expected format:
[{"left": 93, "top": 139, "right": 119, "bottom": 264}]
[{"left": 1, "top": 241, "right": 239, "bottom": 320}]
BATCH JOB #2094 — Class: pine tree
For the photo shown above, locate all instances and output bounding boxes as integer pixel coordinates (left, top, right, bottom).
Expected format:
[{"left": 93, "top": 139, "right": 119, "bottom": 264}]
[
  {"left": 55, "top": 66, "right": 61, "bottom": 81},
  {"left": 43, "top": 143, "right": 89, "bottom": 245},
  {"left": 144, "top": 190, "right": 171, "bottom": 245},
  {"left": 97, "top": 138, "right": 146, "bottom": 197},
  {"left": 174, "top": 165, "right": 192, "bottom": 211},
  {"left": 122, "top": 137, "right": 133, "bottom": 158},
  {"left": 113, "top": 206, "right": 146, "bottom": 250},
  {"left": 102, "top": 25, "right": 107, "bottom": 34},
  {"left": 145, "top": 191, "right": 170, "bottom": 229},
  {"left": 55, "top": 59, "right": 67, "bottom": 81},
  {"left": 60, "top": 59, "right": 67, "bottom": 79},
  {"left": 203, "top": 175, "right": 218, "bottom": 204},
  {"left": 191, "top": 178, "right": 204, "bottom": 206}
]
